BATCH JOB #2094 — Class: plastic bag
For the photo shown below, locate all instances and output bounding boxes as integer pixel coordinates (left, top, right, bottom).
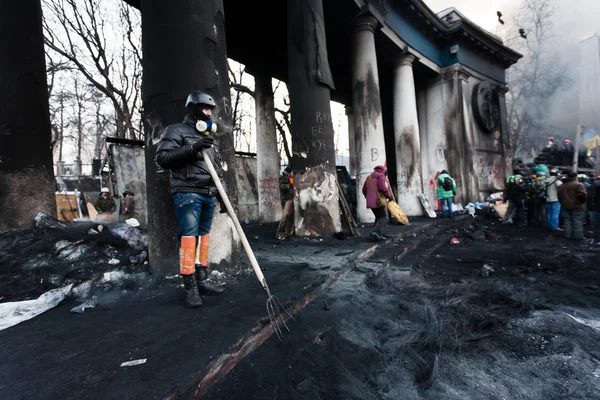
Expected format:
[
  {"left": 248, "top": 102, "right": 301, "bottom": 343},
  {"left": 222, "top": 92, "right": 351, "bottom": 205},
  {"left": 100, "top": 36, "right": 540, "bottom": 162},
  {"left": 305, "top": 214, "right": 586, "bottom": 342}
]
[{"left": 388, "top": 201, "right": 409, "bottom": 225}]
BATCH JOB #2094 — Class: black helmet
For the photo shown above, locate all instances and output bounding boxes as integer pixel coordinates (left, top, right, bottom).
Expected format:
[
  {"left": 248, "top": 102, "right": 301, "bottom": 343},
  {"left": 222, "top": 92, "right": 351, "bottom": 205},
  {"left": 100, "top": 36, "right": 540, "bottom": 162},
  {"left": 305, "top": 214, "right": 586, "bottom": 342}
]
[{"left": 186, "top": 91, "right": 216, "bottom": 108}]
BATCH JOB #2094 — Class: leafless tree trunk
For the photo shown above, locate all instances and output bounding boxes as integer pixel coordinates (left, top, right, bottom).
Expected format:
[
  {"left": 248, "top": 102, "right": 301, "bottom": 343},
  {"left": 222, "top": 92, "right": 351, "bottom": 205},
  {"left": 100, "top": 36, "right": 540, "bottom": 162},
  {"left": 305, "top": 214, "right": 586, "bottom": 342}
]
[
  {"left": 228, "top": 63, "right": 293, "bottom": 162},
  {"left": 42, "top": 0, "right": 142, "bottom": 140},
  {"left": 505, "top": 0, "right": 569, "bottom": 159},
  {"left": 228, "top": 61, "right": 253, "bottom": 151},
  {"left": 275, "top": 94, "right": 292, "bottom": 163},
  {"left": 90, "top": 89, "right": 110, "bottom": 159},
  {"left": 48, "top": 89, "right": 69, "bottom": 162},
  {"left": 70, "top": 77, "right": 91, "bottom": 160}
]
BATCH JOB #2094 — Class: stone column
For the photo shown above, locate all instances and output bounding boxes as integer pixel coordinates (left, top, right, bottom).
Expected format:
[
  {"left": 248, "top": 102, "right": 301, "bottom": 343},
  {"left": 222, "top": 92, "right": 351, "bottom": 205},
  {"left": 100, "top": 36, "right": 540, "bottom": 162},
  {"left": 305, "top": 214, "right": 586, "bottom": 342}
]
[
  {"left": 393, "top": 54, "right": 423, "bottom": 216},
  {"left": 254, "top": 70, "right": 282, "bottom": 223},
  {"left": 0, "top": 0, "right": 56, "bottom": 231},
  {"left": 345, "top": 106, "right": 357, "bottom": 177},
  {"left": 351, "top": 14, "right": 387, "bottom": 223},
  {"left": 141, "top": 0, "right": 240, "bottom": 275},
  {"left": 497, "top": 86, "right": 512, "bottom": 183},
  {"left": 458, "top": 70, "right": 478, "bottom": 201},
  {"left": 287, "top": 0, "right": 340, "bottom": 236}
]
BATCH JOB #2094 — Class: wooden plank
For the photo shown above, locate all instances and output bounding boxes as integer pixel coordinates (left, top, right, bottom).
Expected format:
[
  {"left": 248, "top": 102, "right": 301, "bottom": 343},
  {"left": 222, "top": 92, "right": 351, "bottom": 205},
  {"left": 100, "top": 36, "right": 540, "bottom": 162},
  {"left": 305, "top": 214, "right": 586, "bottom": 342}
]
[
  {"left": 55, "top": 193, "right": 79, "bottom": 223},
  {"left": 337, "top": 181, "right": 360, "bottom": 237},
  {"left": 418, "top": 194, "right": 437, "bottom": 218}
]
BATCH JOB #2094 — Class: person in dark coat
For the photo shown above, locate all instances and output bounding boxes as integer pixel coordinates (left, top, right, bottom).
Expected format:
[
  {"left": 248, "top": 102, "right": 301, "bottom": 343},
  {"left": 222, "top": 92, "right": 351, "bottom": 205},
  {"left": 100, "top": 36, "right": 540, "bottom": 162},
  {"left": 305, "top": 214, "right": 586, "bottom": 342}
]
[
  {"left": 120, "top": 189, "right": 136, "bottom": 220},
  {"left": 155, "top": 90, "right": 226, "bottom": 308},
  {"left": 362, "top": 165, "right": 392, "bottom": 241},
  {"left": 506, "top": 175, "right": 528, "bottom": 227},
  {"left": 557, "top": 172, "right": 587, "bottom": 240}
]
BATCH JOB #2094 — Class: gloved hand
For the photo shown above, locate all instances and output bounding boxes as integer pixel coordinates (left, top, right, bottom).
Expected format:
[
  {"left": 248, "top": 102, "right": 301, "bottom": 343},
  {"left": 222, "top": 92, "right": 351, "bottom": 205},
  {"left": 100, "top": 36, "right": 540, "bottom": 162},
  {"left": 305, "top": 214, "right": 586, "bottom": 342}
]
[{"left": 192, "top": 135, "right": 215, "bottom": 152}]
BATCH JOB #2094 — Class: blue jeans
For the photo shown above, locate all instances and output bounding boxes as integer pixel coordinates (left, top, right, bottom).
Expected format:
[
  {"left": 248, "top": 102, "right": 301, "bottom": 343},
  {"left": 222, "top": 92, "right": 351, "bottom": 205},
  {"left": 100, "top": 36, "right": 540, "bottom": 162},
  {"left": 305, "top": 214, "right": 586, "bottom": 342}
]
[
  {"left": 440, "top": 198, "right": 453, "bottom": 216},
  {"left": 173, "top": 193, "right": 216, "bottom": 237},
  {"left": 546, "top": 201, "right": 561, "bottom": 230}
]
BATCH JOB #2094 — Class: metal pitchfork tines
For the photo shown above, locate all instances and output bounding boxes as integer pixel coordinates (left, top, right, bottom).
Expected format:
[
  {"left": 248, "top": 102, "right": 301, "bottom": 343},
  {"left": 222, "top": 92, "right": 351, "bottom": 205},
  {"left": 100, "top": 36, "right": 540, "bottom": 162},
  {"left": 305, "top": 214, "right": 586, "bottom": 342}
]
[
  {"left": 201, "top": 149, "right": 295, "bottom": 340},
  {"left": 263, "top": 279, "right": 295, "bottom": 340}
]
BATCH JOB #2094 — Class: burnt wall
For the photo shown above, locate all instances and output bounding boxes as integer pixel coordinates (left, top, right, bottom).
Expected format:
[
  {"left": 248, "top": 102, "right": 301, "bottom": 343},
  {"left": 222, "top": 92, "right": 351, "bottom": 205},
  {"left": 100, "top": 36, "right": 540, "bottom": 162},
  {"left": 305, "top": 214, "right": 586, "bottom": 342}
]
[{"left": 466, "top": 75, "right": 506, "bottom": 194}]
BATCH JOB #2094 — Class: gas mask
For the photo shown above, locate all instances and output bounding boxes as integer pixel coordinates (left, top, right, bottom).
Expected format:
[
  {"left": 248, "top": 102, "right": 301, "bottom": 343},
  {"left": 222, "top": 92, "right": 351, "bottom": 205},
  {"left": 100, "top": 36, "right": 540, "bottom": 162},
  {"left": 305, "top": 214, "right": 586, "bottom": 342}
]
[
  {"left": 195, "top": 119, "right": 217, "bottom": 135},
  {"left": 192, "top": 104, "right": 217, "bottom": 135}
]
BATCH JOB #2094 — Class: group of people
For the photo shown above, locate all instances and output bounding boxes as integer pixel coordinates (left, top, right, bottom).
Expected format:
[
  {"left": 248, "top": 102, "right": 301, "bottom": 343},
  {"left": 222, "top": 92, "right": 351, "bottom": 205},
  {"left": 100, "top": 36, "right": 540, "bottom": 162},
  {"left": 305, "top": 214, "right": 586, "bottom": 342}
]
[
  {"left": 504, "top": 169, "right": 599, "bottom": 240},
  {"left": 153, "top": 88, "right": 599, "bottom": 308},
  {"left": 94, "top": 187, "right": 135, "bottom": 222},
  {"left": 546, "top": 136, "right": 595, "bottom": 169}
]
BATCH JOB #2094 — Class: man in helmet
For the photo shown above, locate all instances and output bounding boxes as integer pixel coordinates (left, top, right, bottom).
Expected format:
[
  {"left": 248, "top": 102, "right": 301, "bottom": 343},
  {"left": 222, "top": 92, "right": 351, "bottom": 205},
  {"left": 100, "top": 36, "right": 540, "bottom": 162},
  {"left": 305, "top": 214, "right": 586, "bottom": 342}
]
[
  {"left": 543, "top": 168, "right": 563, "bottom": 231},
  {"left": 95, "top": 187, "right": 116, "bottom": 223},
  {"left": 155, "top": 91, "right": 226, "bottom": 308},
  {"left": 506, "top": 175, "right": 528, "bottom": 226},
  {"left": 561, "top": 139, "right": 574, "bottom": 166}
]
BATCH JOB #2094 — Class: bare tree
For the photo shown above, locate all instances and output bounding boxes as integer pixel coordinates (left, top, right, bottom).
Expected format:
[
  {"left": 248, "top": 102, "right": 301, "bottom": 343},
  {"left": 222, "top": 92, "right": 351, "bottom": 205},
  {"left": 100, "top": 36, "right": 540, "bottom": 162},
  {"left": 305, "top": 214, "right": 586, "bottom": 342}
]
[
  {"left": 228, "top": 61, "right": 255, "bottom": 152},
  {"left": 228, "top": 62, "right": 292, "bottom": 162},
  {"left": 273, "top": 80, "right": 293, "bottom": 164},
  {"left": 90, "top": 89, "right": 111, "bottom": 159},
  {"left": 69, "top": 77, "right": 93, "bottom": 160},
  {"left": 505, "top": 0, "right": 570, "bottom": 159},
  {"left": 50, "top": 88, "right": 69, "bottom": 162},
  {"left": 42, "top": 0, "right": 142, "bottom": 140}
]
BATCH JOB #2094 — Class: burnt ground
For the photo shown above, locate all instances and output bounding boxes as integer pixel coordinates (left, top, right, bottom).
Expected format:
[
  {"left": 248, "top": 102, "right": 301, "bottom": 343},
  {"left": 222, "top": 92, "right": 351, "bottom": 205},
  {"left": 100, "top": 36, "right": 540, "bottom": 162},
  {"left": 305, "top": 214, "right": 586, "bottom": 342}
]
[
  {"left": 2, "top": 216, "right": 600, "bottom": 399},
  {"left": 205, "top": 220, "right": 600, "bottom": 400},
  {"left": 0, "top": 218, "right": 429, "bottom": 399}
]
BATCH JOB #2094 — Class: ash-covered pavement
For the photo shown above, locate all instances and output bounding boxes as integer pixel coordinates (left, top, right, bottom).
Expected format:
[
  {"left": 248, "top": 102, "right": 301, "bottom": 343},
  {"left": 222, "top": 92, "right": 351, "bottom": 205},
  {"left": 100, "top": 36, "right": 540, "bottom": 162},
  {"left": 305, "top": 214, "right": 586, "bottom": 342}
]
[
  {"left": 2, "top": 217, "right": 600, "bottom": 399},
  {"left": 205, "top": 220, "right": 600, "bottom": 400},
  {"left": 0, "top": 217, "right": 432, "bottom": 399}
]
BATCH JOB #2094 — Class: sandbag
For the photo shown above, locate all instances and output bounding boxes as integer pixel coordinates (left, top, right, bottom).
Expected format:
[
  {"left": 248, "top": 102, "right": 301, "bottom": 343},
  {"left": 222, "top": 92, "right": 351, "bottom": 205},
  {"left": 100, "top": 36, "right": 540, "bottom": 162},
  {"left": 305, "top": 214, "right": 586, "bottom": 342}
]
[{"left": 388, "top": 201, "right": 409, "bottom": 225}]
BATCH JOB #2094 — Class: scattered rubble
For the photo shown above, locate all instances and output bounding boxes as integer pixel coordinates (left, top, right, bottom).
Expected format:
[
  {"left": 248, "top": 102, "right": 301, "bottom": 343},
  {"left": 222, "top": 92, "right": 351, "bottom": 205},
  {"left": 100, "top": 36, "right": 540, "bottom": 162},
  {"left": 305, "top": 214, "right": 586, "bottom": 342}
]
[{"left": 0, "top": 213, "right": 150, "bottom": 307}]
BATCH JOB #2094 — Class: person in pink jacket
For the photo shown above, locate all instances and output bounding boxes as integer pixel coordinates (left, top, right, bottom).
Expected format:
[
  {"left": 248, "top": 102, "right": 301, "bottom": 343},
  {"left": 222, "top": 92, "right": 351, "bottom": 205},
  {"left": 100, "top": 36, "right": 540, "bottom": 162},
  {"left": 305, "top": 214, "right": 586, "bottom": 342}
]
[{"left": 362, "top": 165, "right": 393, "bottom": 240}]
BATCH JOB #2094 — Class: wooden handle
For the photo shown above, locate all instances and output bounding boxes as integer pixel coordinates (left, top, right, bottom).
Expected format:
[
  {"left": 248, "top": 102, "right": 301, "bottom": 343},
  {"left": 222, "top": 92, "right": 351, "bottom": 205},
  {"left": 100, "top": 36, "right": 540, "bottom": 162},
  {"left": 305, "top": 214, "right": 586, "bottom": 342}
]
[{"left": 200, "top": 150, "right": 267, "bottom": 288}]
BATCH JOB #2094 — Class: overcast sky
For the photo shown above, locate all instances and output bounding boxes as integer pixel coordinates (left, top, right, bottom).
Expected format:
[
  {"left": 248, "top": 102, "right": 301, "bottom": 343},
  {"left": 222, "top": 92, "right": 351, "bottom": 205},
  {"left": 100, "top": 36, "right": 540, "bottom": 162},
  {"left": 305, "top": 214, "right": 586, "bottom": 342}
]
[{"left": 423, "top": 0, "right": 600, "bottom": 45}]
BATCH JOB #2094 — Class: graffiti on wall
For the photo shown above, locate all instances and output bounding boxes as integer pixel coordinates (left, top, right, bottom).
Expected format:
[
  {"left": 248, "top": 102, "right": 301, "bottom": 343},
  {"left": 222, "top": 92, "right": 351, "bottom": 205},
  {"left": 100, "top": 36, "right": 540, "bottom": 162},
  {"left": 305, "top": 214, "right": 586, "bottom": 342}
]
[{"left": 476, "top": 156, "right": 504, "bottom": 191}]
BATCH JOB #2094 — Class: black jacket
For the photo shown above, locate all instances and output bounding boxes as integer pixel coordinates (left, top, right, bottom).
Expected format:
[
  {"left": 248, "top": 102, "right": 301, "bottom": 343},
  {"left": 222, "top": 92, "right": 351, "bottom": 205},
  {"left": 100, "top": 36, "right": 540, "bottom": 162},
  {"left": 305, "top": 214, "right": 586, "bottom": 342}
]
[
  {"left": 155, "top": 115, "right": 223, "bottom": 195},
  {"left": 506, "top": 182, "right": 528, "bottom": 201}
]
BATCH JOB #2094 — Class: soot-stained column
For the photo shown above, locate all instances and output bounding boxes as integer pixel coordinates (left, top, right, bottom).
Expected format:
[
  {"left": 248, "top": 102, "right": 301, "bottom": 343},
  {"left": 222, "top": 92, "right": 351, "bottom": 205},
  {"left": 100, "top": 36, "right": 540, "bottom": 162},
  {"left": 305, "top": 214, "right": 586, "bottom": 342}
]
[
  {"left": 393, "top": 54, "right": 424, "bottom": 216},
  {"left": 351, "top": 14, "right": 387, "bottom": 223},
  {"left": 0, "top": 0, "right": 56, "bottom": 231},
  {"left": 497, "top": 86, "right": 511, "bottom": 184},
  {"left": 287, "top": 0, "right": 340, "bottom": 236},
  {"left": 254, "top": 70, "right": 282, "bottom": 223},
  {"left": 458, "top": 69, "right": 478, "bottom": 202},
  {"left": 141, "top": 0, "right": 240, "bottom": 275}
]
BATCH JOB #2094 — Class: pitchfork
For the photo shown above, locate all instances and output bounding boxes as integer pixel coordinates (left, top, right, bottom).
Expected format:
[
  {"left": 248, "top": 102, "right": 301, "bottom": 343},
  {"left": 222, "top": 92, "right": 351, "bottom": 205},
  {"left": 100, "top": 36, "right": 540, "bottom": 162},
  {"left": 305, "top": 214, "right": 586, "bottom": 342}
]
[{"left": 201, "top": 149, "right": 295, "bottom": 340}]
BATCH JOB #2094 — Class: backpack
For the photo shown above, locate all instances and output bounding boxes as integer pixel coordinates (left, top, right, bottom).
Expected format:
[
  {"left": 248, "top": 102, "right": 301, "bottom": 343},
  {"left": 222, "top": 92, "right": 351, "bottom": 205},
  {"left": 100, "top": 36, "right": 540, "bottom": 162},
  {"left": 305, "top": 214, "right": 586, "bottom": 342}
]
[
  {"left": 442, "top": 177, "right": 453, "bottom": 191},
  {"left": 279, "top": 173, "right": 291, "bottom": 192}
]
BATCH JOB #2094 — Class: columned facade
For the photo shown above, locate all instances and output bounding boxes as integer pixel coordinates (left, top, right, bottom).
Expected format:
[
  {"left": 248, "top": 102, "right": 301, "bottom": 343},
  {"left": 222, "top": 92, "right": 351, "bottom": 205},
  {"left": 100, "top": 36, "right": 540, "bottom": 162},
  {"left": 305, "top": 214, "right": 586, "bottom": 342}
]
[
  {"left": 254, "top": 71, "right": 282, "bottom": 223},
  {"left": 392, "top": 54, "right": 423, "bottom": 216},
  {"left": 351, "top": 14, "right": 387, "bottom": 223}
]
